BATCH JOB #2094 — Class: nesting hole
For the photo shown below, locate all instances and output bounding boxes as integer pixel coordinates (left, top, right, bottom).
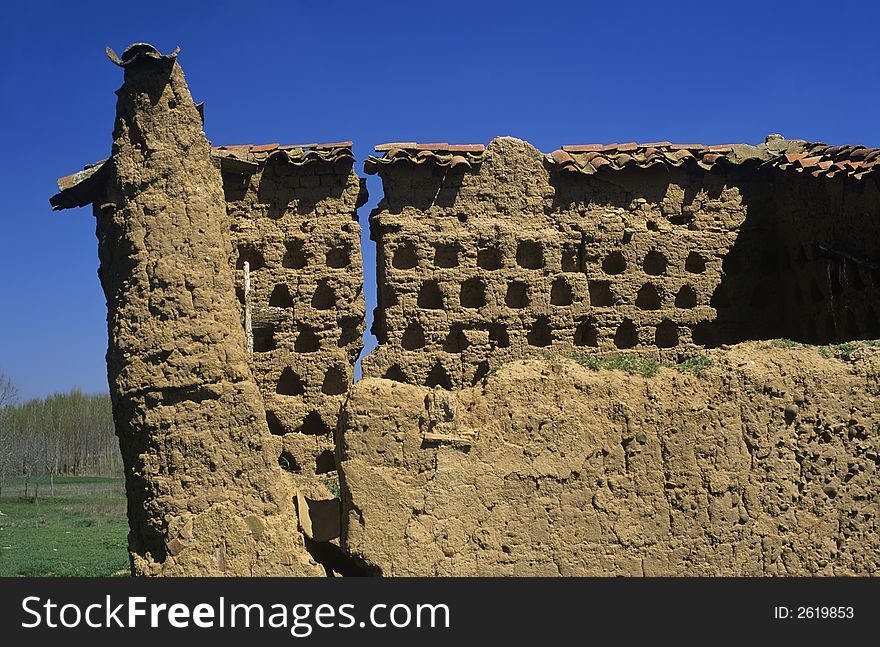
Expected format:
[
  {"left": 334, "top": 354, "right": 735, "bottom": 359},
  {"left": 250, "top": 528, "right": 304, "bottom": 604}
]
[
  {"left": 505, "top": 282, "right": 530, "bottom": 309},
  {"left": 614, "top": 319, "right": 638, "bottom": 349},
  {"left": 643, "top": 250, "right": 668, "bottom": 276},
  {"left": 489, "top": 323, "right": 510, "bottom": 348},
  {"left": 311, "top": 282, "right": 336, "bottom": 310},
  {"left": 337, "top": 316, "right": 361, "bottom": 347},
  {"left": 516, "top": 240, "right": 544, "bottom": 269},
  {"left": 635, "top": 284, "right": 662, "bottom": 310},
  {"left": 550, "top": 278, "right": 574, "bottom": 306},
  {"left": 278, "top": 451, "right": 301, "bottom": 473},
  {"left": 655, "top": 320, "right": 679, "bottom": 348},
  {"left": 315, "top": 450, "right": 336, "bottom": 475},
  {"left": 602, "top": 251, "right": 626, "bottom": 275},
  {"left": 588, "top": 281, "right": 614, "bottom": 307},
  {"left": 477, "top": 246, "right": 503, "bottom": 270},
  {"left": 472, "top": 362, "right": 490, "bottom": 385},
  {"left": 295, "top": 325, "right": 320, "bottom": 353},
  {"left": 326, "top": 244, "right": 351, "bottom": 268},
  {"left": 527, "top": 317, "right": 552, "bottom": 347},
  {"left": 383, "top": 365, "right": 407, "bottom": 382},
  {"left": 561, "top": 244, "right": 580, "bottom": 272},
  {"left": 425, "top": 363, "right": 453, "bottom": 390},
  {"left": 380, "top": 285, "right": 399, "bottom": 307},
  {"left": 401, "top": 322, "right": 426, "bottom": 350},
  {"left": 253, "top": 327, "right": 276, "bottom": 352},
  {"left": 300, "top": 411, "right": 331, "bottom": 435},
  {"left": 392, "top": 244, "right": 419, "bottom": 269},
  {"left": 266, "top": 410, "right": 287, "bottom": 436},
  {"left": 269, "top": 284, "right": 294, "bottom": 308},
  {"left": 282, "top": 239, "right": 308, "bottom": 269},
  {"left": 685, "top": 252, "right": 707, "bottom": 274},
  {"left": 460, "top": 278, "right": 487, "bottom": 308},
  {"left": 444, "top": 326, "right": 470, "bottom": 353},
  {"left": 434, "top": 244, "right": 460, "bottom": 268},
  {"left": 276, "top": 367, "right": 305, "bottom": 396},
  {"left": 236, "top": 245, "right": 265, "bottom": 270},
  {"left": 321, "top": 366, "right": 349, "bottom": 395},
  {"left": 574, "top": 318, "right": 598, "bottom": 347},
  {"left": 675, "top": 285, "right": 697, "bottom": 309},
  {"left": 691, "top": 321, "right": 718, "bottom": 348},
  {"left": 417, "top": 281, "right": 444, "bottom": 309}
]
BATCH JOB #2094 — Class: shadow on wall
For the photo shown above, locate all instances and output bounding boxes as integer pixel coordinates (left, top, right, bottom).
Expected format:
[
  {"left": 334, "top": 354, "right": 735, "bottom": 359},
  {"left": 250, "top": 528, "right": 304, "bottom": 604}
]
[
  {"left": 380, "top": 165, "right": 470, "bottom": 213},
  {"left": 706, "top": 173, "right": 880, "bottom": 346},
  {"left": 549, "top": 163, "right": 880, "bottom": 352}
]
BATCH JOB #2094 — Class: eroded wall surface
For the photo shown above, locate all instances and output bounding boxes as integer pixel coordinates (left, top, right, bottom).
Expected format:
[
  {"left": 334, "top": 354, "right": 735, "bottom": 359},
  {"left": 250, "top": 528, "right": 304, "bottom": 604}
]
[
  {"left": 339, "top": 344, "right": 880, "bottom": 575},
  {"left": 91, "top": 46, "right": 322, "bottom": 575},
  {"left": 363, "top": 138, "right": 880, "bottom": 389},
  {"left": 220, "top": 145, "right": 367, "bottom": 478}
]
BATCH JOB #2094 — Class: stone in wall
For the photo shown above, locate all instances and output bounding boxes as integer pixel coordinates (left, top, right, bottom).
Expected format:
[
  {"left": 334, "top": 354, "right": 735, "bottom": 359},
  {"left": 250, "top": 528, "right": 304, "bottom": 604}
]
[
  {"left": 338, "top": 343, "right": 880, "bottom": 575},
  {"left": 92, "top": 44, "right": 322, "bottom": 575},
  {"left": 218, "top": 143, "right": 367, "bottom": 480}
]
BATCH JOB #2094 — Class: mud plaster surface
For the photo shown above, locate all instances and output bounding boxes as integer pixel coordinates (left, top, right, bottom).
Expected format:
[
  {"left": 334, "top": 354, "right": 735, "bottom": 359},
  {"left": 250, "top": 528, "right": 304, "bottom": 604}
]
[{"left": 340, "top": 343, "right": 880, "bottom": 575}]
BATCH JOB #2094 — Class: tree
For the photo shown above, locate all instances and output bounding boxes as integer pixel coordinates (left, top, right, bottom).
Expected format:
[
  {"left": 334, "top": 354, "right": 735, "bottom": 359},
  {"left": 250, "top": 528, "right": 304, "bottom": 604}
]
[{"left": 0, "top": 370, "right": 19, "bottom": 496}]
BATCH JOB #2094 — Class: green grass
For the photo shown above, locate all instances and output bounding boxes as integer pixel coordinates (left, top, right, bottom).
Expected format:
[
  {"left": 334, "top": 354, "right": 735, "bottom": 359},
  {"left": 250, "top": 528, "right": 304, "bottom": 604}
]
[
  {"left": 815, "top": 340, "right": 880, "bottom": 359},
  {"left": 322, "top": 475, "right": 341, "bottom": 499},
  {"left": 675, "top": 355, "right": 714, "bottom": 376},
  {"left": 0, "top": 476, "right": 129, "bottom": 576},
  {"left": 765, "top": 338, "right": 800, "bottom": 349}
]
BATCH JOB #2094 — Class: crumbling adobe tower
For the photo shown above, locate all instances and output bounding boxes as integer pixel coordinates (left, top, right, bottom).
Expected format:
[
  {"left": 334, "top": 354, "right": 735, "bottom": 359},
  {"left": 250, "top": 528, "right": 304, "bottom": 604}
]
[{"left": 56, "top": 44, "right": 328, "bottom": 575}]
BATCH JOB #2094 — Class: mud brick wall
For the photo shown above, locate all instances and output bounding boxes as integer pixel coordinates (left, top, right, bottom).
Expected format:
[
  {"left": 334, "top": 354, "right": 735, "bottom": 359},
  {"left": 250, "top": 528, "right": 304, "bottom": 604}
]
[
  {"left": 220, "top": 145, "right": 367, "bottom": 478},
  {"left": 547, "top": 159, "right": 765, "bottom": 353},
  {"left": 362, "top": 137, "right": 749, "bottom": 389},
  {"left": 363, "top": 137, "right": 880, "bottom": 390}
]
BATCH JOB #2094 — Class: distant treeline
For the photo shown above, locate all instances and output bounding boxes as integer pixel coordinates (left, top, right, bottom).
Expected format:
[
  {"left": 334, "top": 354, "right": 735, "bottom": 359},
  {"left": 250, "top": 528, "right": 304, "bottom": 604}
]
[{"left": 0, "top": 373, "right": 121, "bottom": 498}]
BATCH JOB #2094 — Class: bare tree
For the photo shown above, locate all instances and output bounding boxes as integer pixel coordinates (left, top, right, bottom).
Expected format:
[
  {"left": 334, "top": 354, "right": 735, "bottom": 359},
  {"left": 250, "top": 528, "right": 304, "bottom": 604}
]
[{"left": 0, "top": 370, "right": 18, "bottom": 497}]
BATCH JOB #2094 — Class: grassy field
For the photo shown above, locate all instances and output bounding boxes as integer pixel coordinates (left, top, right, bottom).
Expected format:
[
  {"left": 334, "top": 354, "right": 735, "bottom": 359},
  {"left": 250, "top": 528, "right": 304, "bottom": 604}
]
[{"left": 0, "top": 476, "right": 129, "bottom": 576}]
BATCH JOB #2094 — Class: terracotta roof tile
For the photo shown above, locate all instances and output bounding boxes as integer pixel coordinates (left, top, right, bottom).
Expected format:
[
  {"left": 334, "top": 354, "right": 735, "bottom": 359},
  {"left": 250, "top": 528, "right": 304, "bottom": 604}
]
[
  {"left": 546, "top": 139, "right": 880, "bottom": 180},
  {"left": 51, "top": 142, "right": 355, "bottom": 208},
  {"left": 365, "top": 143, "right": 486, "bottom": 174},
  {"left": 211, "top": 142, "right": 354, "bottom": 172}
]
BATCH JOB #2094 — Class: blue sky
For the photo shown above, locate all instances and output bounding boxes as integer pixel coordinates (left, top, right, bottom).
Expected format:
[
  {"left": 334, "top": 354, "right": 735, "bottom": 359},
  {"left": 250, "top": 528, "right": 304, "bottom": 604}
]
[{"left": 1, "top": 1, "right": 878, "bottom": 400}]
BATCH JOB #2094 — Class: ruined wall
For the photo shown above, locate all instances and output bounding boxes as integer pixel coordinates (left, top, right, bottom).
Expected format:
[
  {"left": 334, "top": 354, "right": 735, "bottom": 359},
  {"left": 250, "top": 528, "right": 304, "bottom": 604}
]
[
  {"left": 91, "top": 45, "right": 322, "bottom": 575},
  {"left": 338, "top": 344, "right": 880, "bottom": 575},
  {"left": 219, "top": 144, "right": 366, "bottom": 478},
  {"left": 362, "top": 138, "right": 880, "bottom": 390},
  {"left": 50, "top": 45, "right": 880, "bottom": 578}
]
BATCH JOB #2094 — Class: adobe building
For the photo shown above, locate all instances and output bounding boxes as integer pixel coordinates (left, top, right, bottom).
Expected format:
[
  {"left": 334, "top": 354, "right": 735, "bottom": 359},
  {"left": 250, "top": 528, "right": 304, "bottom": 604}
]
[{"left": 51, "top": 43, "right": 879, "bottom": 576}]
